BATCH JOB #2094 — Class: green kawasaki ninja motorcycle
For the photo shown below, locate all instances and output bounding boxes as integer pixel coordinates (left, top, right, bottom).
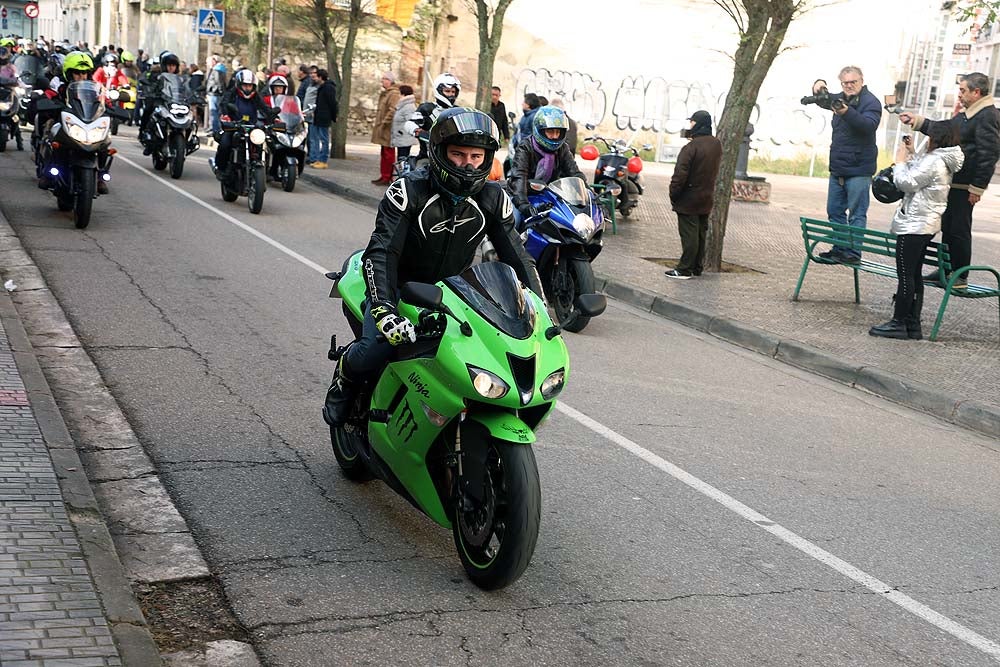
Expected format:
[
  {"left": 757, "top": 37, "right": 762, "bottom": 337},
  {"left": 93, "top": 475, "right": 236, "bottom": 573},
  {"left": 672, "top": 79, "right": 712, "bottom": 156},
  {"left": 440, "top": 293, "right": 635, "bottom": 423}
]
[{"left": 325, "top": 250, "right": 605, "bottom": 589}]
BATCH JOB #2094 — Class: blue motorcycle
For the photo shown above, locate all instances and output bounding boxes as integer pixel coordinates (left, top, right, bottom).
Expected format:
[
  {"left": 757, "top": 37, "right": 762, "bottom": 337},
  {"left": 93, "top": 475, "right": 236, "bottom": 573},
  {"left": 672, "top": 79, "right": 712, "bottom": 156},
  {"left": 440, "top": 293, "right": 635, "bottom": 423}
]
[{"left": 521, "top": 176, "right": 606, "bottom": 333}]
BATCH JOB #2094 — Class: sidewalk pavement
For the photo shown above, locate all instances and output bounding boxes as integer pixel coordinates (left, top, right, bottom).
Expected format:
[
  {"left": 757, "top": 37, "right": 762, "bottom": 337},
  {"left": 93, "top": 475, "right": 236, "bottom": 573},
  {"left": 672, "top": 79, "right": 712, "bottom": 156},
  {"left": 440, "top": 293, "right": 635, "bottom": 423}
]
[
  {"left": 0, "top": 289, "right": 161, "bottom": 665},
  {"left": 302, "top": 136, "right": 1000, "bottom": 438}
]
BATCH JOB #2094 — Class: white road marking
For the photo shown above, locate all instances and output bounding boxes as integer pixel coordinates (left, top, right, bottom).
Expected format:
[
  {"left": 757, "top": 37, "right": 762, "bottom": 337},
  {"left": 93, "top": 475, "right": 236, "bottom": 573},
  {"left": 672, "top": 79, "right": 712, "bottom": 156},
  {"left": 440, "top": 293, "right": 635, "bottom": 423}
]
[
  {"left": 118, "top": 152, "right": 1000, "bottom": 662},
  {"left": 556, "top": 402, "right": 1000, "bottom": 662},
  {"left": 116, "top": 154, "right": 328, "bottom": 275}
]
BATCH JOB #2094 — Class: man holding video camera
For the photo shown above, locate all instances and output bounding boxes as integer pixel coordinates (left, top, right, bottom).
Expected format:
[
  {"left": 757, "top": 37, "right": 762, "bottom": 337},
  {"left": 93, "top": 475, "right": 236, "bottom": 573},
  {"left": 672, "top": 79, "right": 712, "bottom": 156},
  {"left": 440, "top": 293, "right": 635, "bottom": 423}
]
[{"left": 803, "top": 66, "right": 882, "bottom": 263}]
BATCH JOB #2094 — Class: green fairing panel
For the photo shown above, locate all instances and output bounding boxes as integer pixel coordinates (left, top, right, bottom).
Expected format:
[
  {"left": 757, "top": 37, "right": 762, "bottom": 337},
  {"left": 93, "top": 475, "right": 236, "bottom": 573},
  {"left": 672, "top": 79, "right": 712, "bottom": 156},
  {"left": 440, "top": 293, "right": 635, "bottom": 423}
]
[
  {"left": 468, "top": 412, "right": 536, "bottom": 444},
  {"left": 336, "top": 250, "right": 367, "bottom": 320}
]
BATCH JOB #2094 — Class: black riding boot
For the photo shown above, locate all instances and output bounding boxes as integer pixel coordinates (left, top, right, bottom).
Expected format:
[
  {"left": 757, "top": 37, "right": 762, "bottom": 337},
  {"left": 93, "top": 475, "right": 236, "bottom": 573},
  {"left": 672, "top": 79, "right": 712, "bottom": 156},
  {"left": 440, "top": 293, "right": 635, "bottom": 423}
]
[
  {"left": 905, "top": 293, "right": 923, "bottom": 340},
  {"left": 869, "top": 319, "right": 908, "bottom": 338},
  {"left": 322, "top": 351, "right": 358, "bottom": 426}
]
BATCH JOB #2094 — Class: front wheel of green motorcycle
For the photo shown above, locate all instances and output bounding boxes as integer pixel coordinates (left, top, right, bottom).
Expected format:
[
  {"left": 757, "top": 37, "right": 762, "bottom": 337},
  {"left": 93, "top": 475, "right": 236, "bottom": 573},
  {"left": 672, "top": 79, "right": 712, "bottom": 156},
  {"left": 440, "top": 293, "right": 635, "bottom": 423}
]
[
  {"left": 453, "top": 442, "right": 540, "bottom": 590},
  {"left": 330, "top": 424, "right": 374, "bottom": 482}
]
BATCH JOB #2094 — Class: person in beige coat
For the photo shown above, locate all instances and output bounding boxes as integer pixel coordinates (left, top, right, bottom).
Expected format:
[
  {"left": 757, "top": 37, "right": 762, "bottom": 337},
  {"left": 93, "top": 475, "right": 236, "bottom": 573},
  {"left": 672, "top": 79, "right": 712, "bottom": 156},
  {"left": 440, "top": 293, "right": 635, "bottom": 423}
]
[{"left": 371, "top": 72, "right": 401, "bottom": 185}]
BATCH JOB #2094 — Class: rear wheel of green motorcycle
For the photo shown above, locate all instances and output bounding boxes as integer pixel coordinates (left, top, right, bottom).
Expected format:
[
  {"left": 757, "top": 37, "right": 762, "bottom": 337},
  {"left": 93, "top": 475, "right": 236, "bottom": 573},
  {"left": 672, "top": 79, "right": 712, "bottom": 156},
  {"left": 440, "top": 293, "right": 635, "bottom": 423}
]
[
  {"left": 453, "top": 442, "right": 540, "bottom": 590},
  {"left": 330, "top": 425, "right": 374, "bottom": 481}
]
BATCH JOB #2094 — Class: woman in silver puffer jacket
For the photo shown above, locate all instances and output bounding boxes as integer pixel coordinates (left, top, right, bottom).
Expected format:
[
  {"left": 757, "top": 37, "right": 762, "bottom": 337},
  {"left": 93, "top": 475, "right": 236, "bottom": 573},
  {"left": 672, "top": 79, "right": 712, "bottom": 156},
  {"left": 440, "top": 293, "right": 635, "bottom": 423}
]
[{"left": 870, "top": 125, "right": 964, "bottom": 339}]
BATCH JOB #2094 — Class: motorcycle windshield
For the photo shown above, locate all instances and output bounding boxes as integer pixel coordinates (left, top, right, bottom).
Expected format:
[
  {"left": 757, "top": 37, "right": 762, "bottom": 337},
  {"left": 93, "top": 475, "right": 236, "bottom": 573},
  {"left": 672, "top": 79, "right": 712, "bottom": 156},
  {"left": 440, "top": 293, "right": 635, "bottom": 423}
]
[
  {"left": 13, "top": 54, "right": 45, "bottom": 85},
  {"left": 159, "top": 73, "right": 188, "bottom": 103},
  {"left": 546, "top": 177, "right": 591, "bottom": 206},
  {"left": 444, "top": 262, "right": 537, "bottom": 340},
  {"left": 274, "top": 95, "right": 303, "bottom": 131},
  {"left": 66, "top": 81, "right": 105, "bottom": 122}
]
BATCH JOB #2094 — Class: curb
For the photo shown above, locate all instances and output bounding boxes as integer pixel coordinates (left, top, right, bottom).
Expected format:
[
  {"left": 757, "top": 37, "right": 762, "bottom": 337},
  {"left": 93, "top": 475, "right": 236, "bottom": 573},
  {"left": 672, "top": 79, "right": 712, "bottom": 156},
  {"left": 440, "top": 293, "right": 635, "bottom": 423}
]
[
  {"left": 301, "top": 171, "right": 383, "bottom": 209},
  {"left": 0, "top": 288, "right": 164, "bottom": 666},
  {"left": 597, "top": 272, "right": 1000, "bottom": 439},
  {"left": 296, "top": 168, "right": 1000, "bottom": 439}
]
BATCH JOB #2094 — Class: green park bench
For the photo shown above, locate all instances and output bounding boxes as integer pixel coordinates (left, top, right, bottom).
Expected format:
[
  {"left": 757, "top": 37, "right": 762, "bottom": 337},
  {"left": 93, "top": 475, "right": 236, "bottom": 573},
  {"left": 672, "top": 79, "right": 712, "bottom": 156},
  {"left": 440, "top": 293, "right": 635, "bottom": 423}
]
[{"left": 793, "top": 217, "right": 1000, "bottom": 341}]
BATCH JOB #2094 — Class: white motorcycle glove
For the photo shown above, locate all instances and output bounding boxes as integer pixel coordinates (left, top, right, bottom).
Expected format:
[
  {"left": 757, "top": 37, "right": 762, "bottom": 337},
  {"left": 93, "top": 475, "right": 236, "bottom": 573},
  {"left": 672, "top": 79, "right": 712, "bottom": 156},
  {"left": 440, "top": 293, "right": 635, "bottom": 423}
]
[{"left": 372, "top": 304, "right": 416, "bottom": 346}]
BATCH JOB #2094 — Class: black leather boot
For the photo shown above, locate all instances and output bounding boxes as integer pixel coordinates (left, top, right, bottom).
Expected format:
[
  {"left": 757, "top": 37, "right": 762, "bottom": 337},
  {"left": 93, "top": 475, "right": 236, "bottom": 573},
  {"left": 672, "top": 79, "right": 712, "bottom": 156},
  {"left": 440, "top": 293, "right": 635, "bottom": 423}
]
[
  {"left": 905, "top": 293, "right": 923, "bottom": 340},
  {"left": 322, "top": 352, "right": 358, "bottom": 426},
  {"left": 869, "top": 319, "right": 909, "bottom": 339}
]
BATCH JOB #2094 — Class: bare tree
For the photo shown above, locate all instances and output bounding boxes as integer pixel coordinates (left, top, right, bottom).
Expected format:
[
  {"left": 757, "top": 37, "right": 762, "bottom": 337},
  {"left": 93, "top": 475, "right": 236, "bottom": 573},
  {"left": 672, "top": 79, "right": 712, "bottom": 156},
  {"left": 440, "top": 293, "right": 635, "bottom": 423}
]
[
  {"left": 282, "top": 0, "right": 368, "bottom": 159},
  {"left": 462, "top": 0, "right": 517, "bottom": 112},
  {"left": 705, "top": 0, "right": 805, "bottom": 272}
]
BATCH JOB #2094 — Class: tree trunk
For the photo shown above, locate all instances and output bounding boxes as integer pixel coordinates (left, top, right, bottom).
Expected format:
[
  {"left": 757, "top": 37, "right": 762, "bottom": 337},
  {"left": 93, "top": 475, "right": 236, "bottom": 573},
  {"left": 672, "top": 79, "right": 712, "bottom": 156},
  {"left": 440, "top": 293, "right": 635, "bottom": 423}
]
[
  {"left": 470, "top": 0, "right": 515, "bottom": 112},
  {"left": 705, "top": 0, "right": 797, "bottom": 272},
  {"left": 332, "top": 0, "right": 362, "bottom": 160}
]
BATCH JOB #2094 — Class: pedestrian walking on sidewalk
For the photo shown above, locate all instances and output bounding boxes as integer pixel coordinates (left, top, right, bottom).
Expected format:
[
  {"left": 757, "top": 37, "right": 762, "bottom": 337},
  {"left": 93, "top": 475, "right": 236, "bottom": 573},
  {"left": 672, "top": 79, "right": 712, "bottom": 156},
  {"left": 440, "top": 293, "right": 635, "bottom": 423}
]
[
  {"left": 900, "top": 72, "right": 1000, "bottom": 290},
  {"left": 870, "top": 125, "right": 964, "bottom": 339},
  {"left": 817, "top": 66, "right": 881, "bottom": 263},
  {"left": 665, "top": 110, "right": 722, "bottom": 280},
  {"left": 371, "top": 71, "right": 401, "bottom": 185}
]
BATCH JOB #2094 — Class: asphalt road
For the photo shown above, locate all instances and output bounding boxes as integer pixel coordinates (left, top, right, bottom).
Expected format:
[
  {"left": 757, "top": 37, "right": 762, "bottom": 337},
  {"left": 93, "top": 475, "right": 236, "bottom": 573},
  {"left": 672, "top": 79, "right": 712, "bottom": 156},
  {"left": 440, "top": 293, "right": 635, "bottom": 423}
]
[{"left": 2, "top": 134, "right": 999, "bottom": 666}]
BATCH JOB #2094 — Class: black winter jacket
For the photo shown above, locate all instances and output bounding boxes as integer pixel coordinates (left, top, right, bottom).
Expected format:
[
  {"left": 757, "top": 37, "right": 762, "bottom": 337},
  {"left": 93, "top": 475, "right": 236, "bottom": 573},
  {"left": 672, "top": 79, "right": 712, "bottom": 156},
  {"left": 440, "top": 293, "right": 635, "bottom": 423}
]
[
  {"left": 823, "top": 85, "right": 882, "bottom": 178},
  {"left": 313, "top": 80, "right": 338, "bottom": 127},
  {"left": 914, "top": 96, "right": 1000, "bottom": 196},
  {"left": 362, "top": 167, "right": 543, "bottom": 308},
  {"left": 220, "top": 88, "right": 272, "bottom": 124},
  {"left": 507, "top": 141, "right": 584, "bottom": 214}
]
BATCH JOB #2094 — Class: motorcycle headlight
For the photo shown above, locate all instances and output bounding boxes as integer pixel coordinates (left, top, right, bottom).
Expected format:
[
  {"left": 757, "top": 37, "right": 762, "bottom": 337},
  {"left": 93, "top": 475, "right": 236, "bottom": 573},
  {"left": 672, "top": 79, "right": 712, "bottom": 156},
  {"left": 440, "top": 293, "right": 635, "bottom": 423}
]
[
  {"left": 571, "top": 213, "right": 596, "bottom": 240},
  {"left": 249, "top": 128, "right": 267, "bottom": 145},
  {"left": 0, "top": 102, "right": 10, "bottom": 112},
  {"left": 540, "top": 369, "right": 565, "bottom": 400},
  {"left": 108, "top": 89, "right": 120, "bottom": 101},
  {"left": 276, "top": 133, "right": 292, "bottom": 147},
  {"left": 62, "top": 113, "right": 109, "bottom": 145},
  {"left": 291, "top": 132, "right": 305, "bottom": 148},
  {"left": 170, "top": 103, "right": 190, "bottom": 115},
  {"left": 14, "top": 87, "right": 26, "bottom": 97},
  {"left": 467, "top": 366, "right": 509, "bottom": 400},
  {"left": 608, "top": 183, "right": 623, "bottom": 196}
]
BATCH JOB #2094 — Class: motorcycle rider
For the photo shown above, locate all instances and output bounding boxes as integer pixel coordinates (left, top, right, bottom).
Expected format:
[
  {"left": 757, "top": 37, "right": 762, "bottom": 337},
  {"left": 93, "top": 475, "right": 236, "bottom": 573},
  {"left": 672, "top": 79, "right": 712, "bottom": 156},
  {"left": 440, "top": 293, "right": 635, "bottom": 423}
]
[
  {"left": 0, "top": 39, "right": 16, "bottom": 79},
  {"left": 139, "top": 50, "right": 182, "bottom": 153},
  {"left": 322, "top": 107, "right": 545, "bottom": 426},
  {"left": 263, "top": 74, "right": 290, "bottom": 182},
  {"left": 34, "top": 52, "right": 113, "bottom": 193},
  {"left": 92, "top": 53, "right": 129, "bottom": 94},
  {"left": 507, "top": 105, "right": 585, "bottom": 229},
  {"left": 118, "top": 51, "right": 139, "bottom": 125},
  {"left": 210, "top": 68, "right": 274, "bottom": 181},
  {"left": 403, "top": 72, "right": 460, "bottom": 160}
]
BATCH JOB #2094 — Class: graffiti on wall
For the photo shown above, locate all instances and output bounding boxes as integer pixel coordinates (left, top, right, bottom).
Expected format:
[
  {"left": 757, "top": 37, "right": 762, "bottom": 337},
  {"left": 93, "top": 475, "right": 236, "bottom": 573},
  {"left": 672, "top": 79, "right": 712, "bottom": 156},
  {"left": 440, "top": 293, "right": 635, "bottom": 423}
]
[
  {"left": 513, "top": 68, "right": 607, "bottom": 126},
  {"left": 516, "top": 68, "right": 832, "bottom": 148}
]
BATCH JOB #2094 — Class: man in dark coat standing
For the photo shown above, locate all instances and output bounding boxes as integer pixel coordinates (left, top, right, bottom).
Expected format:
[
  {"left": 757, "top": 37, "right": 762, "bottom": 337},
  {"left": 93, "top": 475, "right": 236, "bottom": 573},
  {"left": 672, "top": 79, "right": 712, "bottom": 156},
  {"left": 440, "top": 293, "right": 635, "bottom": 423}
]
[
  {"left": 308, "top": 68, "right": 339, "bottom": 169},
  {"left": 665, "top": 110, "right": 723, "bottom": 279},
  {"left": 901, "top": 72, "right": 1000, "bottom": 288},
  {"left": 490, "top": 86, "right": 509, "bottom": 143}
]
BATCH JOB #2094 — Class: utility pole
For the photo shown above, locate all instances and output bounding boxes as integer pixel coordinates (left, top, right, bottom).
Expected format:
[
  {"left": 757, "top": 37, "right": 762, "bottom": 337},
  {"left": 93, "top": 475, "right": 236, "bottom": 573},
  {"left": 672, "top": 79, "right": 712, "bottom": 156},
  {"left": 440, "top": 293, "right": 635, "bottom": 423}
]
[{"left": 266, "top": 0, "right": 275, "bottom": 68}]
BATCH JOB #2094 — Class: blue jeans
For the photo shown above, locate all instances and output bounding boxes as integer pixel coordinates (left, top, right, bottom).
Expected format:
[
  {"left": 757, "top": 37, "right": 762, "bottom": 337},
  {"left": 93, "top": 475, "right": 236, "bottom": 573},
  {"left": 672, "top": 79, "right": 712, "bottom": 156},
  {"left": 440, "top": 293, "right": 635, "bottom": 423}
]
[
  {"left": 826, "top": 175, "right": 871, "bottom": 258},
  {"left": 309, "top": 125, "right": 330, "bottom": 163},
  {"left": 208, "top": 95, "right": 221, "bottom": 134}
]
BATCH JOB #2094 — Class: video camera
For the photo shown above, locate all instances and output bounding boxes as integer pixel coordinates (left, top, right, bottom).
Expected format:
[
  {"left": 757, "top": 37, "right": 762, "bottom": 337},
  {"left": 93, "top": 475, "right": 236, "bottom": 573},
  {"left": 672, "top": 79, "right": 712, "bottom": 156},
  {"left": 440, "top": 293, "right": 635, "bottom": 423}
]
[{"left": 800, "top": 79, "right": 847, "bottom": 110}]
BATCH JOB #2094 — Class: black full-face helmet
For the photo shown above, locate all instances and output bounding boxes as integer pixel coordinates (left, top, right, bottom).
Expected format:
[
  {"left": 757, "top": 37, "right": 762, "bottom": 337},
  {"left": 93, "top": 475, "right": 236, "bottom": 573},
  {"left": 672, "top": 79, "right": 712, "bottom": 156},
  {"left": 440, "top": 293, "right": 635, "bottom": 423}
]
[
  {"left": 428, "top": 107, "right": 500, "bottom": 199},
  {"left": 871, "top": 165, "right": 903, "bottom": 204}
]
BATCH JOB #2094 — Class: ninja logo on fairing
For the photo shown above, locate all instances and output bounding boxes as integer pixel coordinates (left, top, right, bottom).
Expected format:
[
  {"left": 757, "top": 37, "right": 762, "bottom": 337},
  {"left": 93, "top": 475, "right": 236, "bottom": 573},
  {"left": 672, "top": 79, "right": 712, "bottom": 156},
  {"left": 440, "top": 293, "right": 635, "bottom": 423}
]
[{"left": 407, "top": 372, "right": 431, "bottom": 398}]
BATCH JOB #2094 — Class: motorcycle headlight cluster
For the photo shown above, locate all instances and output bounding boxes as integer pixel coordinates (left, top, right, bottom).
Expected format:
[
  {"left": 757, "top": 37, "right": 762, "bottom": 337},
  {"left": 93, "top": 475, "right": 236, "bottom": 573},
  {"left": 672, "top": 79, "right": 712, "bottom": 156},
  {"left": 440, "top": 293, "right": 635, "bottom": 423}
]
[
  {"left": 571, "top": 213, "right": 597, "bottom": 240},
  {"left": 61, "top": 112, "right": 110, "bottom": 146},
  {"left": 14, "top": 87, "right": 26, "bottom": 97},
  {"left": 467, "top": 366, "right": 509, "bottom": 399},
  {"left": 249, "top": 128, "right": 267, "bottom": 145},
  {"left": 170, "top": 103, "right": 190, "bottom": 115},
  {"left": 540, "top": 369, "right": 565, "bottom": 400},
  {"left": 292, "top": 126, "right": 307, "bottom": 148}
]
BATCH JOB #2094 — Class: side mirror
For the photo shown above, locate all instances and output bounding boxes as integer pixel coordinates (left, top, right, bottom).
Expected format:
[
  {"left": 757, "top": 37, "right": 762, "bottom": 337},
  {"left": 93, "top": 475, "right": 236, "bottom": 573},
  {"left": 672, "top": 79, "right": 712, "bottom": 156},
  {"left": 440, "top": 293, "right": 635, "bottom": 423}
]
[
  {"left": 585, "top": 123, "right": 595, "bottom": 130},
  {"left": 528, "top": 179, "right": 547, "bottom": 192},
  {"left": 508, "top": 111, "right": 515, "bottom": 121},
  {"left": 575, "top": 293, "right": 607, "bottom": 318},
  {"left": 401, "top": 281, "right": 443, "bottom": 309}
]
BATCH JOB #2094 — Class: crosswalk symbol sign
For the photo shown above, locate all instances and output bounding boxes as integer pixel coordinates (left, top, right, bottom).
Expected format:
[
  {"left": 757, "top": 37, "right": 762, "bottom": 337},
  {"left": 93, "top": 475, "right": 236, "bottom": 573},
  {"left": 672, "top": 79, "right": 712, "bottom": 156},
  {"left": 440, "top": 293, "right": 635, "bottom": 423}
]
[{"left": 197, "top": 8, "right": 225, "bottom": 37}]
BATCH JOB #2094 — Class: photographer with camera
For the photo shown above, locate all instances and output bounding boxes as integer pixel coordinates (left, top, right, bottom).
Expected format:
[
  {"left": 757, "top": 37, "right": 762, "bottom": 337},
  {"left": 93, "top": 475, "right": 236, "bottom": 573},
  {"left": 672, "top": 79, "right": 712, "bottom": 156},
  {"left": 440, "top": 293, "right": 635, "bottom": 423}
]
[
  {"left": 802, "top": 66, "right": 882, "bottom": 263},
  {"left": 899, "top": 72, "right": 1000, "bottom": 291}
]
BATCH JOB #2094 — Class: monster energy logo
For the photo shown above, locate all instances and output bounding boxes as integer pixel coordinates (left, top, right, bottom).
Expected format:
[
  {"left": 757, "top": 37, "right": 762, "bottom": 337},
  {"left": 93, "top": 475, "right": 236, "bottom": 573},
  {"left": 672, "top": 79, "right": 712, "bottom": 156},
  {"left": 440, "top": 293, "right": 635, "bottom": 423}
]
[{"left": 396, "top": 401, "right": 417, "bottom": 443}]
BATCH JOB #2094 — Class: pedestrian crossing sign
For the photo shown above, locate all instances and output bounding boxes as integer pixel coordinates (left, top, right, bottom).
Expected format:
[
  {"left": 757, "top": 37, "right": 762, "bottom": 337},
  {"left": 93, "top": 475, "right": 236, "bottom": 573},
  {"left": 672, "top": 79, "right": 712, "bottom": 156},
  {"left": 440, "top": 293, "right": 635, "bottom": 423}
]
[{"left": 197, "top": 8, "right": 224, "bottom": 37}]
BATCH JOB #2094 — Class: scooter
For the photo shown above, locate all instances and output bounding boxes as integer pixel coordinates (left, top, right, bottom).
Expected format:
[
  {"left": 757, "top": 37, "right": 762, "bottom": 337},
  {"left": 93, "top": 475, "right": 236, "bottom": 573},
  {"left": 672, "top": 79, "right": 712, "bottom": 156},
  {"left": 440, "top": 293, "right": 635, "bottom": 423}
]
[
  {"left": 107, "top": 83, "right": 134, "bottom": 136},
  {"left": 580, "top": 128, "right": 651, "bottom": 218},
  {"left": 324, "top": 250, "right": 605, "bottom": 589},
  {"left": 266, "top": 94, "right": 307, "bottom": 192}
]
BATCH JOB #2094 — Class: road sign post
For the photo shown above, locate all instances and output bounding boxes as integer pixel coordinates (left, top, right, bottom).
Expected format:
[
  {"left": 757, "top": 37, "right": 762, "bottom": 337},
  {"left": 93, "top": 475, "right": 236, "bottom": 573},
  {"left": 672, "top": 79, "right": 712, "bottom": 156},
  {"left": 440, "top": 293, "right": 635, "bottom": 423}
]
[{"left": 197, "top": 8, "right": 225, "bottom": 38}]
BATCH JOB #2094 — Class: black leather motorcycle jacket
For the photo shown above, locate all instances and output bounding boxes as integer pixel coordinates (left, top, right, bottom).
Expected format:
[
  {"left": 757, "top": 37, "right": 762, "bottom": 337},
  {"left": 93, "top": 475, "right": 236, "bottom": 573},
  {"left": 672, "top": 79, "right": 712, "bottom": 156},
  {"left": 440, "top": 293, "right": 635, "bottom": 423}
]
[{"left": 362, "top": 166, "right": 544, "bottom": 309}]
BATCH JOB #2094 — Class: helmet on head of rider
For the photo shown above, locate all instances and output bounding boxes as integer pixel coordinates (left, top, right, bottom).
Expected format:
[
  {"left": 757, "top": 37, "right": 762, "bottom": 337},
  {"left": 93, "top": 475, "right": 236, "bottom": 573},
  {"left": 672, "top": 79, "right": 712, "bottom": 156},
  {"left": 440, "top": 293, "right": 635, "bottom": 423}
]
[
  {"left": 235, "top": 69, "right": 257, "bottom": 99},
  {"left": 267, "top": 74, "right": 288, "bottom": 97},
  {"left": 62, "top": 52, "right": 94, "bottom": 81},
  {"left": 530, "top": 105, "right": 569, "bottom": 153},
  {"left": 427, "top": 107, "right": 500, "bottom": 200},
  {"left": 159, "top": 51, "right": 179, "bottom": 72},
  {"left": 432, "top": 72, "right": 460, "bottom": 108}
]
